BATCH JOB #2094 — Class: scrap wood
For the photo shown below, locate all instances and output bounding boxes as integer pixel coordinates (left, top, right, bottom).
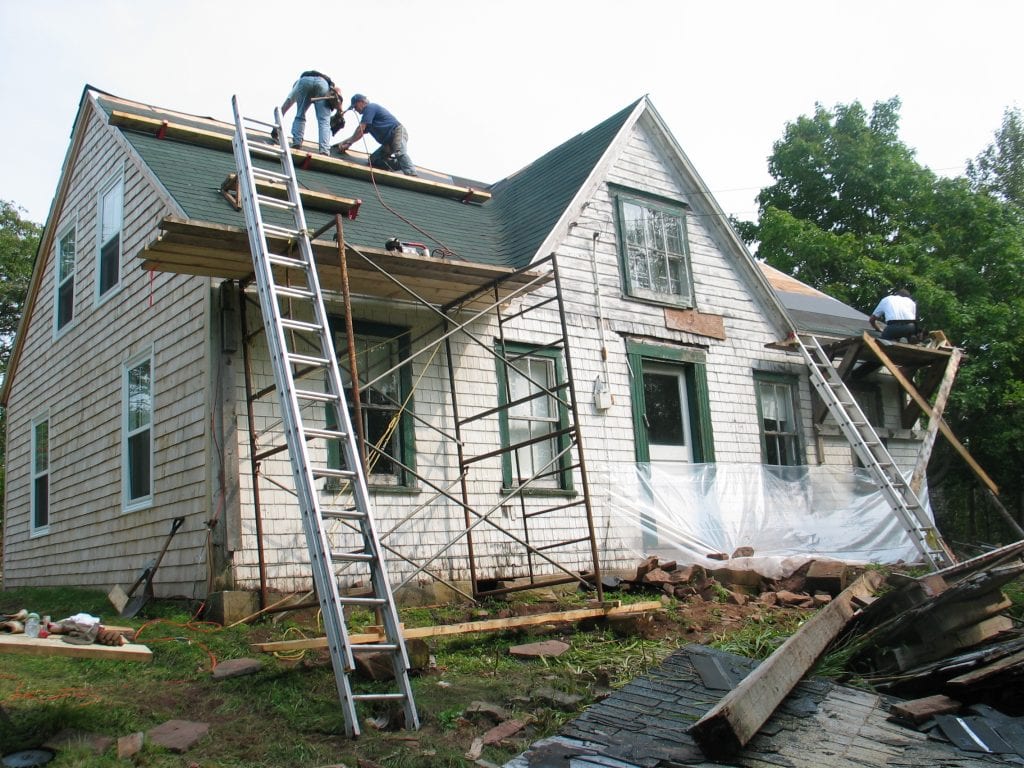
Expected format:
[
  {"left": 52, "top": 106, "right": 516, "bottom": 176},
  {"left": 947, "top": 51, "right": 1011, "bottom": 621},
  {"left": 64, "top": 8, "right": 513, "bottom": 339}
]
[
  {"left": 0, "top": 632, "right": 152, "bottom": 662},
  {"left": 688, "top": 570, "right": 886, "bottom": 760},
  {"left": 250, "top": 600, "right": 663, "bottom": 654},
  {"left": 947, "top": 648, "right": 1024, "bottom": 689}
]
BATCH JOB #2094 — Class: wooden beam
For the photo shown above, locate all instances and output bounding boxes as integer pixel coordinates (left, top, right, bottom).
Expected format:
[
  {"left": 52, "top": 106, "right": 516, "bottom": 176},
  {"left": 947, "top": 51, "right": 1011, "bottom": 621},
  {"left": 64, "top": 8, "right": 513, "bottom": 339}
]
[
  {"left": 250, "top": 601, "right": 663, "bottom": 654},
  {"left": 221, "top": 172, "right": 360, "bottom": 215},
  {"left": 688, "top": 570, "right": 886, "bottom": 760},
  {"left": 108, "top": 110, "right": 492, "bottom": 203},
  {"left": 0, "top": 633, "right": 152, "bottom": 662},
  {"left": 862, "top": 333, "right": 999, "bottom": 495},
  {"left": 910, "top": 347, "right": 962, "bottom": 495},
  {"left": 814, "top": 340, "right": 863, "bottom": 425}
]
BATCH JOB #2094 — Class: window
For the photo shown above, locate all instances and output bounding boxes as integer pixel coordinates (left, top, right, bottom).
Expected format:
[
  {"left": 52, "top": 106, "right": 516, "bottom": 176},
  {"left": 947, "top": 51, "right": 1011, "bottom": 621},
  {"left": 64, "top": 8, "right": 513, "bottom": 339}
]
[
  {"left": 55, "top": 224, "right": 76, "bottom": 331},
  {"left": 849, "top": 382, "right": 884, "bottom": 428},
  {"left": 626, "top": 341, "right": 714, "bottom": 463},
  {"left": 614, "top": 189, "right": 693, "bottom": 306},
  {"left": 755, "top": 373, "right": 803, "bottom": 466},
  {"left": 97, "top": 173, "right": 123, "bottom": 298},
  {"left": 124, "top": 354, "right": 153, "bottom": 508},
  {"left": 31, "top": 416, "right": 50, "bottom": 533},
  {"left": 496, "top": 343, "right": 571, "bottom": 491},
  {"left": 328, "top": 320, "right": 415, "bottom": 487}
]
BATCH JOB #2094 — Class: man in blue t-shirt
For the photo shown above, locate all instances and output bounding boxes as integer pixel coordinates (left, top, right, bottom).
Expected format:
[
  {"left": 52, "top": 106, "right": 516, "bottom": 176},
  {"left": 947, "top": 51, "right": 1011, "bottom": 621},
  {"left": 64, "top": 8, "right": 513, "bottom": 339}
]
[{"left": 336, "top": 94, "right": 417, "bottom": 176}]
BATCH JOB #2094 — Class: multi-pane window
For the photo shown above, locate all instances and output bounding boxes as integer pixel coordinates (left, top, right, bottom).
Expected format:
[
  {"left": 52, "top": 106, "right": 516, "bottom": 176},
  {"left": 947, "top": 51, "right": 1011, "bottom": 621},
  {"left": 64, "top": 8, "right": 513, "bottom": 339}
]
[
  {"left": 497, "top": 344, "right": 570, "bottom": 490},
  {"left": 755, "top": 374, "right": 802, "bottom": 466},
  {"left": 56, "top": 225, "right": 76, "bottom": 330},
  {"left": 31, "top": 416, "right": 50, "bottom": 532},
  {"left": 97, "top": 174, "right": 123, "bottom": 297},
  {"left": 615, "top": 191, "right": 693, "bottom": 306},
  {"left": 124, "top": 356, "right": 153, "bottom": 508},
  {"left": 328, "top": 321, "right": 414, "bottom": 487}
]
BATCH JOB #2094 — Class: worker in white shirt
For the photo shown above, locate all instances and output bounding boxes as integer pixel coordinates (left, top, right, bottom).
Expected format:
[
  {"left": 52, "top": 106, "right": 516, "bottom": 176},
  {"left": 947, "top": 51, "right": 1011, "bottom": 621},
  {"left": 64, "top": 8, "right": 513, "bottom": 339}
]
[{"left": 869, "top": 289, "right": 918, "bottom": 341}]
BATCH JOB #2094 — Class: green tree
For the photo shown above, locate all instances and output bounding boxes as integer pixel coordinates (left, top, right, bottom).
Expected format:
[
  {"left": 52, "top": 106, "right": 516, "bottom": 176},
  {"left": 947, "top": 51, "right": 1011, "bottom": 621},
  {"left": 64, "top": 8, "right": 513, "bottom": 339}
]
[
  {"left": 967, "top": 107, "right": 1024, "bottom": 207},
  {"left": 739, "top": 100, "right": 1024, "bottom": 543},
  {"left": 0, "top": 200, "right": 42, "bottom": 528}
]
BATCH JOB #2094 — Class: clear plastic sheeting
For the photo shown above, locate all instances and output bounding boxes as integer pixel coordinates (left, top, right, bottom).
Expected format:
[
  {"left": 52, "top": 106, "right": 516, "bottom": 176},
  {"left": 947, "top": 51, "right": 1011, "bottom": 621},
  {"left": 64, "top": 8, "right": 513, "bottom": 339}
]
[{"left": 595, "top": 462, "right": 932, "bottom": 579}]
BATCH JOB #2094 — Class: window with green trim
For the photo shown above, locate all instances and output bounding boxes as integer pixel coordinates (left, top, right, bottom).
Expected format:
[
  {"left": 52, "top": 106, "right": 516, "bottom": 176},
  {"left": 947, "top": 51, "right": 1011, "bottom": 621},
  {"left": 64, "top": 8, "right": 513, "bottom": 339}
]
[
  {"left": 496, "top": 342, "right": 572, "bottom": 491},
  {"left": 754, "top": 373, "right": 803, "bottom": 466},
  {"left": 327, "top": 319, "right": 415, "bottom": 488},
  {"left": 614, "top": 190, "right": 693, "bottom": 306}
]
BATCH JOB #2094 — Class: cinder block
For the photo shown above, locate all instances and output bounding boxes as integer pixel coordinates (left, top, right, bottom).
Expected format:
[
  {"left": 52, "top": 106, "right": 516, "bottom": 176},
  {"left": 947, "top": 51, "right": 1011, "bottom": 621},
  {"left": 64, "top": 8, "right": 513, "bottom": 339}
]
[{"left": 204, "top": 590, "right": 259, "bottom": 625}]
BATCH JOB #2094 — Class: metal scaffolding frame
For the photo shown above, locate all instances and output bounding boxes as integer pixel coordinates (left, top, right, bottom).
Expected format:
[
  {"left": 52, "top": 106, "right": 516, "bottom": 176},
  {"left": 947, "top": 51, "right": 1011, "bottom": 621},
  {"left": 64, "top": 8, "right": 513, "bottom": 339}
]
[{"left": 238, "top": 216, "right": 603, "bottom": 605}]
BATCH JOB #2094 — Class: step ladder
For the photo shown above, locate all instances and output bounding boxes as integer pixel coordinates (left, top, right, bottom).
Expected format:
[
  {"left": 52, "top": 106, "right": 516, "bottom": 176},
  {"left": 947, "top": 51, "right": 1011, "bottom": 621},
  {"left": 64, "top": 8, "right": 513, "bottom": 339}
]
[
  {"left": 793, "top": 333, "right": 954, "bottom": 570},
  {"left": 230, "top": 97, "right": 419, "bottom": 737}
]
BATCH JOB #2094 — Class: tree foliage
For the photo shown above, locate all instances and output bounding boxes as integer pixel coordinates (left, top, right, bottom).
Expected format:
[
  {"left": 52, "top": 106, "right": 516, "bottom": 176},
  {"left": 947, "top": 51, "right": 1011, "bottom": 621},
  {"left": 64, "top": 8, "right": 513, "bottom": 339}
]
[
  {"left": 967, "top": 107, "right": 1024, "bottom": 207},
  {"left": 0, "top": 199, "right": 41, "bottom": 527},
  {"left": 738, "top": 100, "right": 1024, "bottom": 540}
]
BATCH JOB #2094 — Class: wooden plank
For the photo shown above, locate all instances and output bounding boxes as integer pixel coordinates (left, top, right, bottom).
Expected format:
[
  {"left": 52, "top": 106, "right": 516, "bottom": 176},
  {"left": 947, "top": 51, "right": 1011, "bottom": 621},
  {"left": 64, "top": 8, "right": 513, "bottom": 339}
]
[
  {"left": 221, "top": 172, "right": 360, "bottom": 215},
  {"left": 108, "top": 110, "right": 492, "bottom": 203},
  {"left": 250, "top": 601, "right": 663, "bottom": 653},
  {"left": 910, "top": 348, "right": 962, "bottom": 494},
  {"left": 862, "top": 332, "right": 999, "bottom": 495},
  {"left": 947, "top": 647, "right": 1024, "bottom": 688},
  {"left": 688, "top": 570, "right": 886, "bottom": 760},
  {"left": 889, "top": 694, "right": 962, "bottom": 724},
  {"left": 892, "top": 615, "right": 1014, "bottom": 671},
  {"left": 0, "top": 633, "right": 152, "bottom": 662}
]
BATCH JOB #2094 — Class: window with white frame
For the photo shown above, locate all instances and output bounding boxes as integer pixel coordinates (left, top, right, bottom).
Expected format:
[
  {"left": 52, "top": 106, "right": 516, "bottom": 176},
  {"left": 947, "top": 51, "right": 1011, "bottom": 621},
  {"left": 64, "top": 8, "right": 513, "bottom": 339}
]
[
  {"left": 31, "top": 416, "right": 50, "bottom": 533},
  {"left": 124, "top": 354, "right": 153, "bottom": 508},
  {"left": 97, "top": 173, "right": 123, "bottom": 298},
  {"left": 55, "top": 224, "right": 76, "bottom": 331},
  {"left": 755, "top": 373, "right": 803, "bottom": 466},
  {"left": 497, "top": 343, "right": 571, "bottom": 491},
  {"left": 614, "top": 189, "right": 693, "bottom": 306}
]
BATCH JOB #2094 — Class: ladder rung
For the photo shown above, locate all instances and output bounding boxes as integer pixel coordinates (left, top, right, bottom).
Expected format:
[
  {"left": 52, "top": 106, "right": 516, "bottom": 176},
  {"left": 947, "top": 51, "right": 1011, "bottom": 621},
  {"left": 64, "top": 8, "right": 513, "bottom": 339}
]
[
  {"left": 268, "top": 253, "right": 309, "bottom": 270},
  {"left": 331, "top": 551, "right": 375, "bottom": 563},
  {"left": 252, "top": 167, "right": 290, "bottom": 183},
  {"left": 274, "top": 285, "right": 316, "bottom": 300},
  {"left": 352, "top": 693, "right": 410, "bottom": 702},
  {"left": 287, "top": 352, "right": 330, "bottom": 367},
  {"left": 295, "top": 388, "right": 335, "bottom": 402},
  {"left": 313, "top": 467, "right": 357, "bottom": 479},
  {"left": 336, "top": 595, "right": 387, "bottom": 606},
  {"left": 280, "top": 317, "right": 322, "bottom": 333},
  {"left": 322, "top": 508, "right": 365, "bottom": 521},
  {"left": 257, "top": 195, "right": 297, "bottom": 211},
  {"left": 248, "top": 144, "right": 285, "bottom": 159},
  {"left": 305, "top": 427, "right": 347, "bottom": 441},
  {"left": 351, "top": 643, "right": 400, "bottom": 652},
  {"left": 263, "top": 223, "right": 300, "bottom": 238}
]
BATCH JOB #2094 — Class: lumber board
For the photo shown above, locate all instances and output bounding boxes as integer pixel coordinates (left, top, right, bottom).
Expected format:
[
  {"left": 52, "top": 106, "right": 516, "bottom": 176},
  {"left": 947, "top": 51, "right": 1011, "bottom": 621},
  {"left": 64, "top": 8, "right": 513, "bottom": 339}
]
[
  {"left": 221, "top": 172, "right": 360, "bottom": 215},
  {"left": 688, "top": 570, "right": 886, "bottom": 760},
  {"left": 0, "top": 633, "right": 152, "bottom": 662},
  {"left": 863, "top": 332, "right": 999, "bottom": 495},
  {"left": 108, "top": 110, "right": 492, "bottom": 203},
  {"left": 947, "top": 648, "right": 1024, "bottom": 688},
  {"left": 251, "top": 601, "right": 663, "bottom": 654}
]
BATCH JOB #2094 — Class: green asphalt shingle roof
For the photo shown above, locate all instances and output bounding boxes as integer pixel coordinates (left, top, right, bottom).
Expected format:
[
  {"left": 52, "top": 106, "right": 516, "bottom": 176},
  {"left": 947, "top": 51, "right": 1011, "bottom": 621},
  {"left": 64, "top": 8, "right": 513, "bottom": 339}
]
[{"left": 96, "top": 94, "right": 636, "bottom": 271}]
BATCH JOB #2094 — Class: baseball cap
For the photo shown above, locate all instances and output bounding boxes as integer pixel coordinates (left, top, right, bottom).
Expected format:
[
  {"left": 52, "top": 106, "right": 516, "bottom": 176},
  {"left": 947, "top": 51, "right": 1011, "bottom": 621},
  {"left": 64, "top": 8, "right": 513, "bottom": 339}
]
[{"left": 349, "top": 94, "right": 367, "bottom": 108}]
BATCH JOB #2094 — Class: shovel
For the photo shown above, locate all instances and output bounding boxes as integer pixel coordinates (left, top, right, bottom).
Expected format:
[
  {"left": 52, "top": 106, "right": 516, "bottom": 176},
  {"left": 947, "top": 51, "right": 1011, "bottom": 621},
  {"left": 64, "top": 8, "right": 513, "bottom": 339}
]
[{"left": 109, "top": 517, "right": 185, "bottom": 619}]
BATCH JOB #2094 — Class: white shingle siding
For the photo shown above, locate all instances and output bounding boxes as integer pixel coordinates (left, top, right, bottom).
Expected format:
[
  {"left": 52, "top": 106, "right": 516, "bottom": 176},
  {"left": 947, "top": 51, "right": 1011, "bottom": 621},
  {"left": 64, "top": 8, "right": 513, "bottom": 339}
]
[{"left": 3, "top": 105, "right": 210, "bottom": 595}]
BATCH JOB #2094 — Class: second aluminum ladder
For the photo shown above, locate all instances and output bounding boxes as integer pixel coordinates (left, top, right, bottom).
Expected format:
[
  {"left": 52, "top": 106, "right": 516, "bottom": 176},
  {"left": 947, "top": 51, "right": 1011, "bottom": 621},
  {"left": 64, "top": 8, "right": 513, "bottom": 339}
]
[
  {"left": 794, "top": 333, "right": 955, "bottom": 570},
  {"left": 230, "top": 96, "right": 418, "bottom": 736}
]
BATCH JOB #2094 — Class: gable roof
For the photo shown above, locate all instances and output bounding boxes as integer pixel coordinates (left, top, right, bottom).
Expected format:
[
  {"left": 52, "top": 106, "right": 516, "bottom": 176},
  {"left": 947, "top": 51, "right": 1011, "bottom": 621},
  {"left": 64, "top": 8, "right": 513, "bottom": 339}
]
[
  {"left": 759, "top": 261, "right": 870, "bottom": 339},
  {"left": 3, "top": 87, "right": 866, "bottom": 402}
]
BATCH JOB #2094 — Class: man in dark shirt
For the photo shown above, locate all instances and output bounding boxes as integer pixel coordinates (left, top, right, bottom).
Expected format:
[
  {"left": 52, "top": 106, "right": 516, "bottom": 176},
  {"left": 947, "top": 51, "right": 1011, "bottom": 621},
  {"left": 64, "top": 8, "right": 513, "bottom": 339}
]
[{"left": 336, "top": 94, "right": 417, "bottom": 176}]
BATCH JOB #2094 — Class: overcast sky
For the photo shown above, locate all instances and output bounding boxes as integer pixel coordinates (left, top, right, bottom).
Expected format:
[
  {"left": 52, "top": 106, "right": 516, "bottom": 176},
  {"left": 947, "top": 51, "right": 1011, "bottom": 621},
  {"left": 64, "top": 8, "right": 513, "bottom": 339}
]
[{"left": 1, "top": 0, "right": 1020, "bottom": 226}]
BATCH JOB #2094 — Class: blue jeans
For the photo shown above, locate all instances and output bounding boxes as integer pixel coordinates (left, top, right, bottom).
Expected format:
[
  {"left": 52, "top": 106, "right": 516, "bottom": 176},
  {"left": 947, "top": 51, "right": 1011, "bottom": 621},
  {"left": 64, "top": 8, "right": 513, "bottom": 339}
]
[
  {"left": 369, "top": 124, "right": 416, "bottom": 175},
  {"left": 288, "top": 75, "right": 332, "bottom": 154}
]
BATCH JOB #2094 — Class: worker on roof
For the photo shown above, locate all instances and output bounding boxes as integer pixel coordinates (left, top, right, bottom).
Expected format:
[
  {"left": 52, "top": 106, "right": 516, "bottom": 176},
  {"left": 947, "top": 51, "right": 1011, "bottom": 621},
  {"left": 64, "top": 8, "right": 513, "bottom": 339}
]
[
  {"left": 869, "top": 288, "right": 919, "bottom": 341},
  {"left": 277, "top": 70, "right": 344, "bottom": 155},
  {"left": 336, "top": 94, "right": 417, "bottom": 176}
]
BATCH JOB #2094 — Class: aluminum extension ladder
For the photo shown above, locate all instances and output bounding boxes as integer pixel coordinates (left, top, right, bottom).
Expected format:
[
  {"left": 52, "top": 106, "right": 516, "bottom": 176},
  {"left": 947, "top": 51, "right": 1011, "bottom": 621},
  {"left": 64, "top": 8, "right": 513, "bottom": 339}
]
[
  {"left": 793, "top": 333, "right": 955, "bottom": 570},
  {"left": 230, "top": 97, "right": 418, "bottom": 737}
]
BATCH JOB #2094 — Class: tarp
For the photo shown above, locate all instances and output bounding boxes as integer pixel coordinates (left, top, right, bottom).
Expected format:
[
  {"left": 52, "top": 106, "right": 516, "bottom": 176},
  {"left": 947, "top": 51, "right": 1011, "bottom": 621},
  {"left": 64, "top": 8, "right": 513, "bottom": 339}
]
[{"left": 595, "top": 462, "right": 931, "bottom": 579}]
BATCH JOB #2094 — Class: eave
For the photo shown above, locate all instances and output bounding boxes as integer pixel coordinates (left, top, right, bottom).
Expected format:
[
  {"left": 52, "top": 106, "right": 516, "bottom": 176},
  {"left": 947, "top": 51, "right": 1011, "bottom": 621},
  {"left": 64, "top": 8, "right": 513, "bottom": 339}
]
[{"left": 138, "top": 216, "right": 551, "bottom": 309}]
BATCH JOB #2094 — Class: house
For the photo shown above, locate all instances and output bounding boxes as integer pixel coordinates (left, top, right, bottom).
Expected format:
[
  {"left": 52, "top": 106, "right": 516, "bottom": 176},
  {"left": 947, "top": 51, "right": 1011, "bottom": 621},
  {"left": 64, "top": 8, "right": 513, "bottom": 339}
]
[{"left": 1, "top": 86, "right": 955, "bottom": 602}]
